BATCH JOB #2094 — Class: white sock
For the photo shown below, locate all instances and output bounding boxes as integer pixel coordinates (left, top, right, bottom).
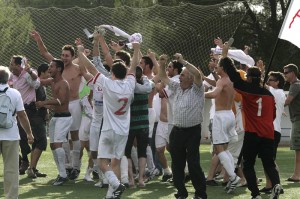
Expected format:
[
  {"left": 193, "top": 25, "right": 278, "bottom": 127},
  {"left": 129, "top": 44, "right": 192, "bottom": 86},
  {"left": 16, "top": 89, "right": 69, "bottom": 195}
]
[
  {"left": 72, "top": 140, "right": 81, "bottom": 170},
  {"left": 218, "top": 151, "right": 235, "bottom": 180},
  {"left": 52, "top": 150, "right": 59, "bottom": 166},
  {"left": 131, "top": 146, "right": 138, "bottom": 171},
  {"left": 55, "top": 148, "right": 67, "bottom": 178},
  {"left": 226, "top": 150, "right": 235, "bottom": 168},
  {"left": 106, "top": 184, "right": 114, "bottom": 197},
  {"left": 62, "top": 142, "right": 72, "bottom": 168},
  {"left": 146, "top": 146, "right": 155, "bottom": 170},
  {"left": 105, "top": 171, "right": 120, "bottom": 190},
  {"left": 120, "top": 156, "right": 129, "bottom": 184}
]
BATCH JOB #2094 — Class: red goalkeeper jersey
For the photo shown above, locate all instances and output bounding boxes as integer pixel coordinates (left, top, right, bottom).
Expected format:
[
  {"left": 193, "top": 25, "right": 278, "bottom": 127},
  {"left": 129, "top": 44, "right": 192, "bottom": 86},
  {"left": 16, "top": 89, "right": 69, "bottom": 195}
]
[{"left": 228, "top": 71, "right": 276, "bottom": 139}]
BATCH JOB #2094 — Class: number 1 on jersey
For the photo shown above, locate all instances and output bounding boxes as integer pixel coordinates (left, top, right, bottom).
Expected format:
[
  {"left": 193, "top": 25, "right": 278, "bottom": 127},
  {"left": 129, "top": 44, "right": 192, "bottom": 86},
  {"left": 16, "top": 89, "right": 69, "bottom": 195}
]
[{"left": 256, "top": 97, "right": 262, "bottom": 116}]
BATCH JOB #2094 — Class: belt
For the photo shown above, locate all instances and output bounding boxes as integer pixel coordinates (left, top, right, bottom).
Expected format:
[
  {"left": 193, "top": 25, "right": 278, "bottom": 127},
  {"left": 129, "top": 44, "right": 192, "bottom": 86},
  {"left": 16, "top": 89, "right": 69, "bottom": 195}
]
[{"left": 53, "top": 112, "right": 71, "bottom": 117}]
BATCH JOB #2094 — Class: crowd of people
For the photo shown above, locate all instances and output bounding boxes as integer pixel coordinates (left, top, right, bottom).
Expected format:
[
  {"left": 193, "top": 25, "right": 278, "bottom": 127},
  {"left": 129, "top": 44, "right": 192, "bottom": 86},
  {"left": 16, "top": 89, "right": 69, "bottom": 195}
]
[{"left": 0, "top": 27, "right": 299, "bottom": 199}]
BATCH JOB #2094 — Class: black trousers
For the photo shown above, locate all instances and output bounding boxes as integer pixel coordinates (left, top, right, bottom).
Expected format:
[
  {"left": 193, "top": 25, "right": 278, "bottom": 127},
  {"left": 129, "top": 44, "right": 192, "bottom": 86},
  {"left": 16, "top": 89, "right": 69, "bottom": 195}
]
[
  {"left": 242, "top": 132, "right": 280, "bottom": 197},
  {"left": 169, "top": 124, "right": 207, "bottom": 199}
]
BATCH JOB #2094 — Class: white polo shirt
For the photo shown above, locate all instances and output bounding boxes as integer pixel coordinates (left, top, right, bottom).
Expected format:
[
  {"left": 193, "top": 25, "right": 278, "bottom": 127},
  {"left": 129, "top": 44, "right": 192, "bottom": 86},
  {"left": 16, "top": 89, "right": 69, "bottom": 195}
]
[{"left": 0, "top": 84, "right": 24, "bottom": 140}]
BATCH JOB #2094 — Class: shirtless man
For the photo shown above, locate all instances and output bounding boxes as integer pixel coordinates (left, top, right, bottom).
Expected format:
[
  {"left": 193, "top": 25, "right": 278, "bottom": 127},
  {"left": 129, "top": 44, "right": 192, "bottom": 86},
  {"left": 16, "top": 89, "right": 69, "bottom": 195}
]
[
  {"left": 36, "top": 59, "right": 72, "bottom": 186},
  {"left": 204, "top": 46, "right": 240, "bottom": 194},
  {"left": 30, "top": 31, "right": 82, "bottom": 179}
]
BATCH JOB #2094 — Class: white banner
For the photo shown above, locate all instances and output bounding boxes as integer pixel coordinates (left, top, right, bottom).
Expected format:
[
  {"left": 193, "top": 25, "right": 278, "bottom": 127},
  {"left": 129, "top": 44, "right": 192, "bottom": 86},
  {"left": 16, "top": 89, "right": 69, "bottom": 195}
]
[{"left": 278, "top": 0, "right": 300, "bottom": 48}]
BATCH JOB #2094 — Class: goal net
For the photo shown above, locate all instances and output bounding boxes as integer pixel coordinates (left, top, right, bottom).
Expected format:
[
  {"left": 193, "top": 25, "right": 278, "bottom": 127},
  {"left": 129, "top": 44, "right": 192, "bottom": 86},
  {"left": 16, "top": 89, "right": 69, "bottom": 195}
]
[{"left": 1, "top": 1, "right": 246, "bottom": 76}]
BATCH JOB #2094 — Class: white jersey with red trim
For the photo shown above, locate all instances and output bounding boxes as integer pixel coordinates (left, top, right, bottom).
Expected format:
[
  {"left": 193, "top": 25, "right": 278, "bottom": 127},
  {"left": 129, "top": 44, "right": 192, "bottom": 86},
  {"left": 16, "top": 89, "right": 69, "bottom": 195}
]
[
  {"left": 94, "top": 72, "right": 135, "bottom": 135},
  {"left": 87, "top": 77, "right": 104, "bottom": 128}
]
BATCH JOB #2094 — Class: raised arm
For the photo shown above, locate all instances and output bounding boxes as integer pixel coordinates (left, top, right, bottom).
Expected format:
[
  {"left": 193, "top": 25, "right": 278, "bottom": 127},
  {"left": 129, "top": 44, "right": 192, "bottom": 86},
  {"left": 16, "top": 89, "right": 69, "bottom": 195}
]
[
  {"left": 148, "top": 50, "right": 159, "bottom": 75},
  {"left": 96, "top": 32, "right": 113, "bottom": 68},
  {"left": 77, "top": 45, "right": 99, "bottom": 77},
  {"left": 158, "top": 54, "right": 170, "bottom": 85},
  {"left": 174, "top": 53, "right": 202, "bottom": 87},
  {"left": 30, "top": 30, "right": 54, "bottom": 62},
  {"left": 128, "top": 43, "right": 139, "bottom": 76}
]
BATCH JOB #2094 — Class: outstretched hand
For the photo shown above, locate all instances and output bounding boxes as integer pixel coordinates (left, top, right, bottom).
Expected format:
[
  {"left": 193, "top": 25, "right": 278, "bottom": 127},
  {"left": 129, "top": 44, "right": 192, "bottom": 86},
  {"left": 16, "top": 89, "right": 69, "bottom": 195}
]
[
  {"left": 173, "top": 53, "right": 184, "bottom": 63},
  {"left": 29, "top": 30, "right": 41, "bottom": 42},
  {"left": 158, "top": 54, "right": 168, "bottom": 68}
]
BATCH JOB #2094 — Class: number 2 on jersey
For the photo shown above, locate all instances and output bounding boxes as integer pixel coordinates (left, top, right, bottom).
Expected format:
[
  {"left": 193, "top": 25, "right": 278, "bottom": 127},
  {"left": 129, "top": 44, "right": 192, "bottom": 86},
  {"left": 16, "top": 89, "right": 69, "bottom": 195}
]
[
  {"left": 256, "top": 97, "right": 262, "bottom": 116},
  {"left": 115, "top": 98, "right": 128, "bottom": 115}
]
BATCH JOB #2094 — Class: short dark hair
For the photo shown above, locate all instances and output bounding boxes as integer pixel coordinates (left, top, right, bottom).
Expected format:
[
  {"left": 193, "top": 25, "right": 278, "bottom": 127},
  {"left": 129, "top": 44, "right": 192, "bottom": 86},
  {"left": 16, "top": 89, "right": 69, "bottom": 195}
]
[
  {"left": 142, "top": 56, "right": 154, "bottom": 70},
  {"left": 111, "top": 60, "right": 127, "bottom": 79},
  {"left": 37, "top": 63, "right": 49, "bottom": 77},
  {"left": 116, "top": 50, "right": 131, "bottom": 67},
  {"left": 283, "top": 64, "right": 298, "bottom": 76},
  {"left": 219, "top": 57, "right": 236, "bottom": 75},
  {"left": 12, "top": 55, "right": 23, "bottom": 65},
  {"left": 268, "top": 71, "right": 285, "bottom": 89},
  {"left": 172, "top": 60, "right": 183, "bottom": 74},
  {"left": 247, "top": 66, "right": 261, "bottom": 86},
  {"left": 52, "top": 59, "right": 64, "bottom": 73},
  {"left": 62, "top": 45, "right": 75, "bottom": 57}
]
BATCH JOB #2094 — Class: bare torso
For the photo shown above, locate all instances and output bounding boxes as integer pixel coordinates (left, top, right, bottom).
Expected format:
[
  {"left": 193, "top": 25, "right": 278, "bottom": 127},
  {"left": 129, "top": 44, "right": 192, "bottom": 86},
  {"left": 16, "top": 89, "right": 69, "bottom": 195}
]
[
  {"left": 215, "top": 76, "right": 235, "bottom": 111},
  {"left": 160, "top": 97, "right": 168, "bottom": 122},
  {"left": 51, "top": 79, "right": 70, "bottom": 113},
  {"left": 62, "top": 63, "right": 81, "bottom": 101}
]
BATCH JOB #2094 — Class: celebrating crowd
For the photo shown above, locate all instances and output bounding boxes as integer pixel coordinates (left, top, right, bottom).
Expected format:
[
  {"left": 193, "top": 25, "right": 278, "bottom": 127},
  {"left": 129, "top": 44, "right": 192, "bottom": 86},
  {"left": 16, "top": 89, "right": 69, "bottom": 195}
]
[{"left": 0, "top": 27, "right": 299, "bottom": 199}]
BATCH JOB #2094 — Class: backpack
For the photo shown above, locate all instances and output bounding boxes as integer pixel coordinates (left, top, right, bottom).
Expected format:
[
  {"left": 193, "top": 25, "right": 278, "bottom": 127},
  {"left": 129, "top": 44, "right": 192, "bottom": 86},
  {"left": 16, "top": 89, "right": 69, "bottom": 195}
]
[{"left": 0, "top": 87, "right": 15, "bottom": 129}]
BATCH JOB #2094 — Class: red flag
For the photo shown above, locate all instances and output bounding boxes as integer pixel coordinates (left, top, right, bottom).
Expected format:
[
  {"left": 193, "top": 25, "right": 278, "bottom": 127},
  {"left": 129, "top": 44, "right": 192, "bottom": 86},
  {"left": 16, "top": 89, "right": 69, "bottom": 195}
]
[{"left": 278, "top": 0, "right": 300, "bottom": 48}]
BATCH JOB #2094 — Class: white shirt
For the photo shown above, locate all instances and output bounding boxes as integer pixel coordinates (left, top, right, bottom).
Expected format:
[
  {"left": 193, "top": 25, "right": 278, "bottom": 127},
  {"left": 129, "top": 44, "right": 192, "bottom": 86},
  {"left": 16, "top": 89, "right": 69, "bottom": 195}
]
[
  {"left": 0, "top": 84, "right": 24, "bottom": 140},
  {"left": 163, "top": 75, "right": 179, "bottom": 125},
  {"left": 94, "top": 73, "right": 135, "bottom": 135},
  {"left": 203, "top": 73, "right": 216, "bottom": 119},
  {"left": 269, "top": 87, "right": 286, "bottom": 133}
]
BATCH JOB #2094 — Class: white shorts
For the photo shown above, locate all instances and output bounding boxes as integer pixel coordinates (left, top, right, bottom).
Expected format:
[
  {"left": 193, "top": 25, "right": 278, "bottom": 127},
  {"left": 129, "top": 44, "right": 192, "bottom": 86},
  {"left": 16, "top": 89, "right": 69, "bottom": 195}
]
[
  {"left": 48, "top": 116, "right": 72, "bottom": 143},
  {"left": 69, "top": 99, "right": 82, "bottom": 131},
  {"left": 79, "top": 115, "right": 91, "bottom": 141},
  {"left": 227, "top": 131, "right": 244, "bottom": 166},
  {"left": 212, "top": 110, "right": 237, "bottom": 145},
  {"left": 155, "top": 121, "right": 169, "bottom": 148},
  {"left": 89, "top": 125, "right": 101, "bottom": 151},
  {"left": 148, "top": 108, "right": 156, "bottom": 138},
  {"left": 97, "top": 130, "right": 128, "bottom": 160}
]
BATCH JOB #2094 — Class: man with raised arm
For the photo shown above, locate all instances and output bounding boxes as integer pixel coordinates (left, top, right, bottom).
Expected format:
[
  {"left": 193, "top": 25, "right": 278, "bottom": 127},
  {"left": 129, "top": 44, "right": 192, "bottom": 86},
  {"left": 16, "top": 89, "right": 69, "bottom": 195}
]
[
  {"left": 36, "top": 59, "right": 72, "bottom": 186},
  {"left": 204, "top": 45, "right": 240, "bottom": 194},
  {"left": 77, "top": 42, "right": 139, "bottom": 199},
  {"left": 30, "top": 31, "right": 82, "bottom": 180},
  {"left": 223, "top": 41, "right": 283, "bottom": 199},
  {"left": 158, "top": 53, "right": 207, "bottom": 199}
]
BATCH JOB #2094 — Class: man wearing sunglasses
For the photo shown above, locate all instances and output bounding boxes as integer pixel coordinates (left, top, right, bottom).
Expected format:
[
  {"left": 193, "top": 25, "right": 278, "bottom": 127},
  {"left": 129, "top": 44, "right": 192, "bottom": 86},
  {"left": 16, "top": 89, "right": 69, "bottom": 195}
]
[{"left": 283, "top": 64, "right": 300, "bottom": 183}]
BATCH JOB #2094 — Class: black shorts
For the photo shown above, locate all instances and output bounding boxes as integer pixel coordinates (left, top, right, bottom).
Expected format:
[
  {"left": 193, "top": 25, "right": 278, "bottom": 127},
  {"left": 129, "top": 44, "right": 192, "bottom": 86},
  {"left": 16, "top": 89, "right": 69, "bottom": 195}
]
[{"left": 125, "top": 128, "right": 149, "bottom": 159}]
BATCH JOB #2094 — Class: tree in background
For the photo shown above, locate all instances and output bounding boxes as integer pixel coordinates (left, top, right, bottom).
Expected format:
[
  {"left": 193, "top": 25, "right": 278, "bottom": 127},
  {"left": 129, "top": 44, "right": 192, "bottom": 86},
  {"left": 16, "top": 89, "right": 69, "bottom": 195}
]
[{"left": 0, "top": 0, "right": 34, "bottom": 66}]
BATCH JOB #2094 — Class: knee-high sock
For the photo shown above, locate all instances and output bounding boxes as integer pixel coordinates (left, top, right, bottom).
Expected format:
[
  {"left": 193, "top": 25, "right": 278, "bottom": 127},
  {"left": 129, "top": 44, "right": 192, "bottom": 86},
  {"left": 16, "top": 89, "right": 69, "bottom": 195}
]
[
  {"left": 72, "top": 140, "right": 81, "bottom": 170},
  {"left": 105, "top": 170, "right": 120, "bottom": 189},
  {"left": 62, "top": 142, "right": 72, "bottom": 169},
  {"left": 226, "top": 150, "right": 235, "bottom": 168},
  {"left": 55, "top": 148, "right": 67, "bottom": 178},
  {"left": 120, "top": 156, "right": 128, "bottom": 184},
  {"left": 218, "top": 151, "right": 235, "bottom": 180}
]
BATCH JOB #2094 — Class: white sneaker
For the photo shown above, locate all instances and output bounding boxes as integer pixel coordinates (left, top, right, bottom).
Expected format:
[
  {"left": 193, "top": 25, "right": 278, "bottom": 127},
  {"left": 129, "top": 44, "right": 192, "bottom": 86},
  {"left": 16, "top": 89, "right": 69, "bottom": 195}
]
[
  {"left": 84, "top": 167, "right": 94, "bottom": 182},
  {"left": 94, "top": 180, "right": 103, "bottom": 188},
  {"left": 227, "top": 175, "right": 241, "bottom": 194}
]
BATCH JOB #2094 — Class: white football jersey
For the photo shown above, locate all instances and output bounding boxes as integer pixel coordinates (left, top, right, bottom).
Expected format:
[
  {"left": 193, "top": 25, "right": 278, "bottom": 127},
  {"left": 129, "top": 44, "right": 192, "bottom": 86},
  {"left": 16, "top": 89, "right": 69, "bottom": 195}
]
[
  {"left": 163, "top": 75, "right": 179, "bottom": 125},
  {"left": 94, "top": 73, "right": 135, "bottom": 135},
  {"left": 87, "top": 77, "right": 104, "bottom": 128}
]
